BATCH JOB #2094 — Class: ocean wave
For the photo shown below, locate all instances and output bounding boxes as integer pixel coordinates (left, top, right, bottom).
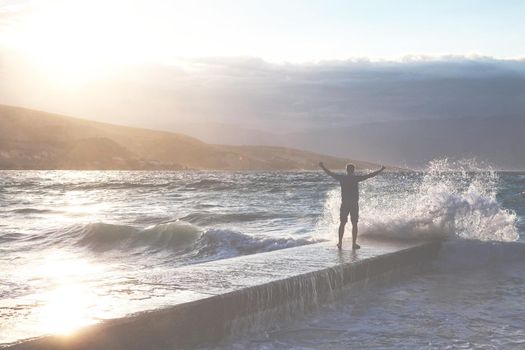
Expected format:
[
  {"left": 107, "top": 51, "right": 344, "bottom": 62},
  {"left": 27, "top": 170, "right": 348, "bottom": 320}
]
[
  {"left": 69, "top": 182, "right": 173, "bottom": 191},
  {"left": 184, "top": 179, "right": 234, "bottom": 191},
  {"left": 318, "top": 159, "right": 520, "bottom": 242},
  {"left": 194, "top": 229, "right": 316, "bottom": 261},
  {"left": 180, "top": 211, "right": 290, "bottom": 225},
  {"left": 509, "top": 174, "right": 525, "bottom": 184},
  {"left": 9, "top": 208, "right": 55, "bottom": 214},
  {"left": 72, "top": 221, "right": 316, "bottom": 258},
  {"left": 187, "top": 179, "right": 226, "bottom": 187},
  {"left": 436, "top": 240, "right": 525, "bottom": 270},
  {"left": 0, "top": 232, "right": 23, "bottom": 243},
  {"left": 76, "top": 221, "right": 201, "bottom": 252}
]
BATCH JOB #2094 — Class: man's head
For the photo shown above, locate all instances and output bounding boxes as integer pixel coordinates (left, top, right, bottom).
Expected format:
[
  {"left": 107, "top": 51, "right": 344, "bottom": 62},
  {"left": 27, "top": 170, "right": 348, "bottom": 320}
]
[{"left": 346, "top": 164, "right": 355, "bottom": 174}]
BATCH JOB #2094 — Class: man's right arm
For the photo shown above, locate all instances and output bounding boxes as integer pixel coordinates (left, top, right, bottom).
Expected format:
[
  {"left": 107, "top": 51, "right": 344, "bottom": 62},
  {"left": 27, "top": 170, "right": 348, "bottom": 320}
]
[{"left": 319, "top": 162, "right": 339, "bottom": 180}]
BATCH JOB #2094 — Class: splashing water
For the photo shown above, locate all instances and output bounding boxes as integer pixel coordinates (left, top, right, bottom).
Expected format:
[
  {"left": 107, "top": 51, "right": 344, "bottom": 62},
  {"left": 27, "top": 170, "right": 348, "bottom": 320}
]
[{"left": 319, "top": 159, "right": 519, "bottom": 242}]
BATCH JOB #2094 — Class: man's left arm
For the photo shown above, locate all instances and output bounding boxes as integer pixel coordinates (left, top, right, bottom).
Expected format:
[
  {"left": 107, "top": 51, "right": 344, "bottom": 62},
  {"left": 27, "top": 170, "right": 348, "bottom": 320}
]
[{"left": 360, "top": 166, "right": 386, "bottom": 181}]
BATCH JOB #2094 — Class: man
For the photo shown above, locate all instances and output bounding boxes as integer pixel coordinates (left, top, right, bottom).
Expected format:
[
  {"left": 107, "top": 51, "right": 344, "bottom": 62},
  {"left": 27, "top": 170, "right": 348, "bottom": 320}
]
[{"left": 319, "top": 162, "right": 385, "bottom": 250}]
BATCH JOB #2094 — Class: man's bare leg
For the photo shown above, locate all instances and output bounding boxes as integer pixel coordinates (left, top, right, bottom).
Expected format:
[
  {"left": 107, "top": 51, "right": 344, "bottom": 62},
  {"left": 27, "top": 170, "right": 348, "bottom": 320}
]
[
  {"left": 352, "top": 222, "right": 360, "bottom": 249},
  {"left": 337, "top": 222, "right": 345, "bottom": 249}
]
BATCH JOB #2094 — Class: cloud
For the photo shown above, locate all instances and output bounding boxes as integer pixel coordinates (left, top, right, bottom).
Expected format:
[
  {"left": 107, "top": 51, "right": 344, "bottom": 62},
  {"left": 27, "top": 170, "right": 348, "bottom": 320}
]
[
  {"left": 1, "top": 54, "right": 524, "bottom": 133},
  {"left": 146, "top": 56, "right": 525, "bottom": 128}
]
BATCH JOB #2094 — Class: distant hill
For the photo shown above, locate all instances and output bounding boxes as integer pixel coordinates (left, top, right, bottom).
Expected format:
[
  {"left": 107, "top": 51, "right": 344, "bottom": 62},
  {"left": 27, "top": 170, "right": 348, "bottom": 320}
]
[
  {"left": 173, "top": 116, "right": 525, "bottom": 170},
  {"left": 0, "top": 105, "right": 381, "bottom": 170}
]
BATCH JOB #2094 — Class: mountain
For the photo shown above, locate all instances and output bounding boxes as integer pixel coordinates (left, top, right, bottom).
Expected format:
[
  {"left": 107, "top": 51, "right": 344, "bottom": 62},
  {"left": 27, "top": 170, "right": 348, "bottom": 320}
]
[
  {"left": 172, "top": 122, "right": 280, "bottom": 147},
  {"left": 0, "top": 105, "right": 381, "bottom": 170}
]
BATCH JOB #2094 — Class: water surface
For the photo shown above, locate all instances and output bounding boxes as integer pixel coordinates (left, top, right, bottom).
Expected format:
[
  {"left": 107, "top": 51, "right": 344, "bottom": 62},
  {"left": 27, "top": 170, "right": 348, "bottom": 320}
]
[{"left": 1, "top": 161, "right": 523, "bottom": 345}]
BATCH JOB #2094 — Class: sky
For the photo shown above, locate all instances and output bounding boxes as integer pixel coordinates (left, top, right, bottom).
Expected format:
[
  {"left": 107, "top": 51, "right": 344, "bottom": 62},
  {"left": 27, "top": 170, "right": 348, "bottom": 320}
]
[
  {"left": 1, "top": 0, "right": 524, "bottom": 67},
  {"left": 0, "top": 0, "right": 524, "bottom": 134}
]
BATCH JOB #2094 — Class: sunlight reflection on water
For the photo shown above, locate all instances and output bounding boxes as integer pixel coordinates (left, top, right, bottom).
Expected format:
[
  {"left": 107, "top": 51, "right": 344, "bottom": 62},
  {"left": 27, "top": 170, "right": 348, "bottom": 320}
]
[{"left": 3, "top": 252, "right": 107, "bottom": 340}]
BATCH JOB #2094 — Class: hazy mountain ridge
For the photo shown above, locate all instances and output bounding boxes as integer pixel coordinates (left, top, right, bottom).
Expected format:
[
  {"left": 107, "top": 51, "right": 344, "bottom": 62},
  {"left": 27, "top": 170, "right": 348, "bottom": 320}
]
[
  {"left": 171, "top": 116, "right": 525, "bottom": 170},
  {"left": 0, "top": 105, "right": 380, "bottom": 170}
]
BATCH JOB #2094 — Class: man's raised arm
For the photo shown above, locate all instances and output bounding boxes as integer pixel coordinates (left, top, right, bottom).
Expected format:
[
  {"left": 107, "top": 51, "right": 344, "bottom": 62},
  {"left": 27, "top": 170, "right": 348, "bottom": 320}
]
[
  {"left": 360, "top": 166, "right": 386, "bottom": 181},
  {"left": 319, "top": 162, "right": 339, "bottom": 180}
]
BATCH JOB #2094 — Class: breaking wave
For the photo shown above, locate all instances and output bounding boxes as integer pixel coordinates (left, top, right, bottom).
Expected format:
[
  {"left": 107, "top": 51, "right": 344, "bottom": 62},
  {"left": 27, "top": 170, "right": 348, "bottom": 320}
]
[
  {"left": 76, "top": 221, "right": 201, "bottom": 252},
  {"left": 72, "top": 221, "right": 316, "bottom": 260}
]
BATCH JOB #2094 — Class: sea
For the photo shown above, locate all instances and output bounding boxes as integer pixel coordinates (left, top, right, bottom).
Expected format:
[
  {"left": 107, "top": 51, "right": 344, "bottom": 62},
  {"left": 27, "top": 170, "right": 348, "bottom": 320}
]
[{"left": 1, "top": 159, "right": 524, "bottom": 348}]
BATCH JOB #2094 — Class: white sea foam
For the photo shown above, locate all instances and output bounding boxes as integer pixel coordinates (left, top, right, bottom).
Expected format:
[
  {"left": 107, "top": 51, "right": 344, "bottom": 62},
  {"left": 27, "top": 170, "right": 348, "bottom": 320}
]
[{"left": 318, "top": 159, "right": 519, "bottom": 242}]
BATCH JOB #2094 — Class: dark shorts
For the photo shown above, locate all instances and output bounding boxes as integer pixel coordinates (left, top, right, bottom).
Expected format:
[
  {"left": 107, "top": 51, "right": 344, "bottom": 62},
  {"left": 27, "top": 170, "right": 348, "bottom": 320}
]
[{"left": 340, "top": 201, "right": 359, "bottom": 224}]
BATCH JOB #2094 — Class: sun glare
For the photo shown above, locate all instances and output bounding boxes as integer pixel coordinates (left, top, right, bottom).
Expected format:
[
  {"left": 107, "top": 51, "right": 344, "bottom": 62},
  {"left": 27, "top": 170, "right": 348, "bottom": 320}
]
[
  {"left": 37, "top": 285, "right": 97, "bottom": 335},
  {"left": 31, "top": 252, "right": 104, "bottom": 335},
  {"left": 7, "top": 1, "right": 160, "bottom": 85},
  {"left": 2, "top": 0, "right": 264, "bottom": 86}
]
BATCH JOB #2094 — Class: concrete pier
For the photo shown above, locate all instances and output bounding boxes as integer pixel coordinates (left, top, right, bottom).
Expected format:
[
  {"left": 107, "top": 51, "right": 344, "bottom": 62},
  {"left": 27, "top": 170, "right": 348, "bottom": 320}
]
[{"left": 6, "top": 239, "right": 441, "bottom": 350}]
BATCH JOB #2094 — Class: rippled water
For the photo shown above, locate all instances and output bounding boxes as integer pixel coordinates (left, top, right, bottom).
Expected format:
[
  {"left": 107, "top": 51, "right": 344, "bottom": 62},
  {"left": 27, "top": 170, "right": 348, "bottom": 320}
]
[{"left": 1, "top": 161, "right": 524, "bottom": 346}]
